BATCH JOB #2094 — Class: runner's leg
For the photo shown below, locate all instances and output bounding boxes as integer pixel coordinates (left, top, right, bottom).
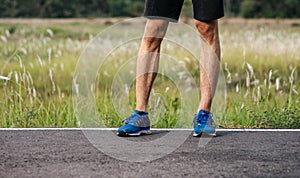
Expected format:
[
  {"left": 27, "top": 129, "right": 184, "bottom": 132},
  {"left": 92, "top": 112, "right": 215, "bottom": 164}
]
[
  {"left": 135, "top": 19, "right": 169, "bottom": 111},
  {"left": 195, "top": 20, "right": 221, "bottom": 112}
]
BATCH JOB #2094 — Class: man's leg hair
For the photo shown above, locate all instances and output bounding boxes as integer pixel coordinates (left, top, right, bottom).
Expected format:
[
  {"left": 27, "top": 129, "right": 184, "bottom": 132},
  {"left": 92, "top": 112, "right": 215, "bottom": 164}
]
[
  {"left": 195, "top": 20, "right": 221, "bottom": 112},
  {"left": 135, "top": 19, "right": 169, "bottom": 112}
]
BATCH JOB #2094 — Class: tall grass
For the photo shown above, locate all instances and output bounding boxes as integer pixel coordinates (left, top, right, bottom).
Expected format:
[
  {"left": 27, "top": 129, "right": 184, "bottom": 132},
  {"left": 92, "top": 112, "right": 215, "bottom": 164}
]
[{"left": 0, "top": 19, "right": 299, "bottom": 128}]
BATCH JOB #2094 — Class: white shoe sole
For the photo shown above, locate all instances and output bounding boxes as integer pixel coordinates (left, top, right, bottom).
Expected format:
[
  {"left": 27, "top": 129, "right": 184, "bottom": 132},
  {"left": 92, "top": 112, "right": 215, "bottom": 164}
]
[
  {"left": 193, "top": 131, "right": 217, "bottom": 137},
  {"left": 117, "top": 130, "right": 152, "bottom": 136}
]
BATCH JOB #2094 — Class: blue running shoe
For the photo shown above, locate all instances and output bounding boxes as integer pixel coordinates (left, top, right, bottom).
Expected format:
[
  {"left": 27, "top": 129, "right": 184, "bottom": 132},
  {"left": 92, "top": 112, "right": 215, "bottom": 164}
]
[
  {"left": 117, "top": 110, "right": 151, "bottom": 136},
  {"left": 193, "top": 109, "right": 216, "bottom": 137}
]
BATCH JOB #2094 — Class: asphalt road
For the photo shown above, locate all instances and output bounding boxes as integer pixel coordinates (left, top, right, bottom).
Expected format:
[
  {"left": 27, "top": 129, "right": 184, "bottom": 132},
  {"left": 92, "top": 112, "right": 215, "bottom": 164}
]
[{"left": 0, "top": 130, "right": 299, "bottom": 178}]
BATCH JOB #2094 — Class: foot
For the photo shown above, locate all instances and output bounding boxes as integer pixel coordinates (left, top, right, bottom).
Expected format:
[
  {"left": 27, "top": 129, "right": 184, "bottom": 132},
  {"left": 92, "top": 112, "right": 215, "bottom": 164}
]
[
  {"left": 193, "top": 109, "right": 216, "bottom": 137},
  {"left": 117, "top": 110, "right": 151, "bottom": 136}
]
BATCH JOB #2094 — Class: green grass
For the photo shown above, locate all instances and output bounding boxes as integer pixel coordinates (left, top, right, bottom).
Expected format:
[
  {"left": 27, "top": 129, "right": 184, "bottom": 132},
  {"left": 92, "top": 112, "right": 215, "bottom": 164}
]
[{"left": 0, "top": 19, "right": 299, "bottom": 128}]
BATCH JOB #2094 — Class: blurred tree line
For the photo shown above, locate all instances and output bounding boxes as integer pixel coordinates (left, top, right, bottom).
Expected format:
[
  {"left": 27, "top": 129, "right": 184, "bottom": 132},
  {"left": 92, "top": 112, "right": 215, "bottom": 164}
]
[{"left": 0, "top": 0, "right": 299, "bottom": 18}]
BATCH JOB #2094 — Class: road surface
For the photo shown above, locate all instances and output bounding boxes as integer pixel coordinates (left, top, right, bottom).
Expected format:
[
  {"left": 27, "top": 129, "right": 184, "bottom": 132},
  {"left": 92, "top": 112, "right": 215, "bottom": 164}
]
[{"left": 0, "top": 130, "right": 299, "bottom": 177}]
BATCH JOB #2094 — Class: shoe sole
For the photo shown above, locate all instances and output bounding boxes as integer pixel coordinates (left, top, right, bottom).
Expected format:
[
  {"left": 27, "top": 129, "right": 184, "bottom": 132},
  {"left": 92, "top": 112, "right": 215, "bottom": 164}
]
[
  {"left": 193, "top": 131, "right": 217, "bottom": 137},
  {"left": 117, "top": 130, "right": 152, "bottom": 137}
]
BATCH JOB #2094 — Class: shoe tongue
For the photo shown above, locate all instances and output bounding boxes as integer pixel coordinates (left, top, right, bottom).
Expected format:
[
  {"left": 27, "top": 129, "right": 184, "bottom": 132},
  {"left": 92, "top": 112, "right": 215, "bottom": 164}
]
[{"left": 197, "top": 110, "right": 210, "bottom": 123}]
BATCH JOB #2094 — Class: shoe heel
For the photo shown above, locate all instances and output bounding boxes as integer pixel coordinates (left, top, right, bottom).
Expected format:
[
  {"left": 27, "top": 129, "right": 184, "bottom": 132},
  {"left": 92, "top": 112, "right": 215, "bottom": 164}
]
[{"left": 141, "top": 130, "right": 151, "bottom": 135}]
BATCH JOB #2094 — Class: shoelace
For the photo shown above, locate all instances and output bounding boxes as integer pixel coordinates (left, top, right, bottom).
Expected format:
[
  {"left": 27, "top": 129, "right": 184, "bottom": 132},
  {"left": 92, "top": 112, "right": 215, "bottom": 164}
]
[
  {"left": 122, "top": 113, "right": 150, "bottom": 127},
  {"left": 122, "top": 113, "right": 140, "bottom": 124},
  {"left": 195, "top": 112, "right": 213, "bottom": 125}
]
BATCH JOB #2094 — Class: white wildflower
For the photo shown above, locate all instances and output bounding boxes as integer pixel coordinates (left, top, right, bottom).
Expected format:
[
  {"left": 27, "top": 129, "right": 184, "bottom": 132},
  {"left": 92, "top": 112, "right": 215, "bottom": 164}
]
[
  {"left": 292, "top": 86, "right": 299, "bottom": 95},
  {"left": 236, "top": 84, "right": 239, "bottom": 93},
  {"left": 165, "top": 87, "right": 170, "bottom": 93},
  {"left": 37, "top": 55, "right": 44, "bottom": 66},
  {"left": 0, "top": 76, "right": 10, "bottom": 80},
  {"left": 224, "top": 62, "right": 232, "bottom": 84},
  {"left": 19, "top": 48, "right": 27, "bottom": 55},
  {"left": 0, "top": 35, "right": 7, "bottom": 43},
  {"left": 73, "top": 76, "right": 79, "bottom": 96},
  {"left": 257, "top": 86, "right": 261, "bottom": 99},
  {"left": 289, "top": 67, "right": 296, "bottom": 84},
  {"left": 90, "top": 84, "right": 94, "bottom": 93},
  {"left": 14, "top": 71, "right": 19, "bottom": 83},
  {"left": 49, "top": 69, "right": 53, "bottom": 81},
  {"left": 246, "top": 71, "right": 250, "bottom": 88},
  {"left": 246, "top": 63, "right": 254, "bottom": 77},
  {"left": 251, "top": 79, "right": 260, "bottom": 86},
  {"left": 268, "top": 70, "right": 273, "bottom": 81},
  {"left": 104, "top": 71, "right": 110, "bottom": 77},
  {"left": 33, "top": 87, "right": 37, "bottom": 98},
  {"left": 124, "top": 84, "right": 129, "bottom": 94},
  {"left": 240, "top": 102, "right": 245, "bottom": 109},
  {"left": 48, "top": 48, "right": 52, "bottom": 64},
  {"left": 46, "top": 29, "right": 54, "bottom": 37},
  {"left": 275, "top": 78, "right": 280, "bottom": 91},
  {"left": 264, "top": 79, "right": 267, "bottom": 87},
  {"left": 5, "top": 29, "right": 10, "bottom": 37}
]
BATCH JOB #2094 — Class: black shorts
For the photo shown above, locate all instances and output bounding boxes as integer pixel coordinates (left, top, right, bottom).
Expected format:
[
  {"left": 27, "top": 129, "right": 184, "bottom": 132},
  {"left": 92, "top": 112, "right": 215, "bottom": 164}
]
[{"left": 144, "top": 0, "right": 224, "bottom": 22}]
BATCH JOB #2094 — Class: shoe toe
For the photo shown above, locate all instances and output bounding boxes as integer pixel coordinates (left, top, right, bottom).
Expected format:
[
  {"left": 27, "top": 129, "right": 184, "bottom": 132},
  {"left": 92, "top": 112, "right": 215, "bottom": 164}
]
[{"left": 117, "top": 124, "right": 140, "bottom": 135}]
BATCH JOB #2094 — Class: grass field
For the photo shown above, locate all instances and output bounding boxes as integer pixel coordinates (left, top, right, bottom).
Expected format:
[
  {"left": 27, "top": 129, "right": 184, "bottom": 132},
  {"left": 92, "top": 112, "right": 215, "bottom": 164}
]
[{"left": 0, "top": 18, "right": 299, "bottom": 128}]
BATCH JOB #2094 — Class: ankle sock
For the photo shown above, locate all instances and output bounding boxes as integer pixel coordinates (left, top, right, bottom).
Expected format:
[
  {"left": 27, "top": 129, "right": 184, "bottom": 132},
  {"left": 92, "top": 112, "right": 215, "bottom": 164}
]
[
  {"left": 134, "top": 109, "right": 148, "bottom": 116},
  {"left": 198, "top": 109, "right": 210, "bottom": 115}
]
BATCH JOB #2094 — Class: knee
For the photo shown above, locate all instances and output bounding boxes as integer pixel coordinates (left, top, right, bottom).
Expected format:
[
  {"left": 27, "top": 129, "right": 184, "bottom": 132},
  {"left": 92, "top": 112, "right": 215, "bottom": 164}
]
[
  {"left": 142, "top": 37, "right": 162, "bottom": 51},
  {"left": 145, "top": 21, "right": 168, "bottom": 39},
  {"left": 142, "top": 28, "right": 164, "bottom": 51},
  {"left": 195, "top": 20, "right": 218, "bottom": 42},
  {"left": 142, "top": 21, "right": 168, "bottom": 51}
]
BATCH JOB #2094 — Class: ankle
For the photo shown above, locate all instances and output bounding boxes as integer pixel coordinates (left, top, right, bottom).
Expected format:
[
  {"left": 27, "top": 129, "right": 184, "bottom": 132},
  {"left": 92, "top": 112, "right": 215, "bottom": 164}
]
[
  {"left": 197, "top": 108, "right": 211, "bottom": 113},
  {"left": 197, "top": 109, "right": 211, "bottom": 115},
  {"left": 134, "top": 109, "right": 148, "bottom": 116}
]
